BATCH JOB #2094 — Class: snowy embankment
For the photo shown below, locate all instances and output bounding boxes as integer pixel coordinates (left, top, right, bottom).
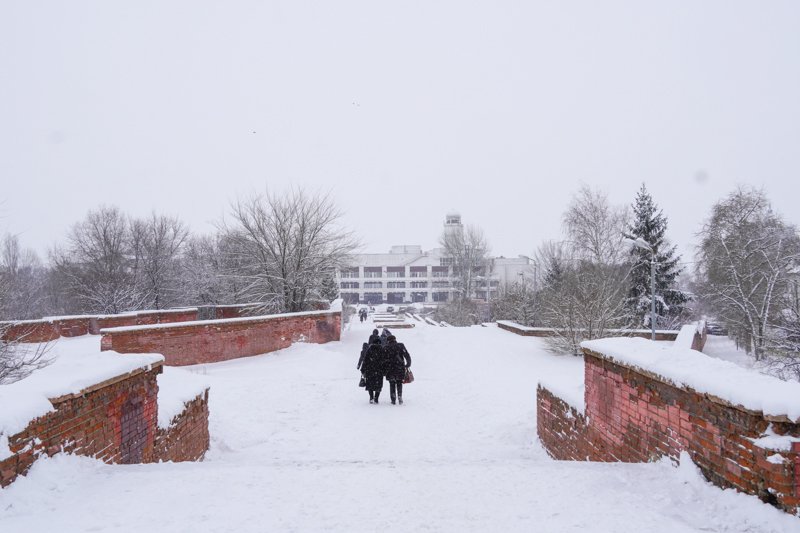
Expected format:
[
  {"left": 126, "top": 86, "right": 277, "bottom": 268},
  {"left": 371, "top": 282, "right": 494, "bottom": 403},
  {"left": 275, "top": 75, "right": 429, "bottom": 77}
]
[
  {"left": 0, "top": 337, "right": 163, "bottom": 458},
  {"left": 1, "top": 323, "right": 798, "bottom": 532}
]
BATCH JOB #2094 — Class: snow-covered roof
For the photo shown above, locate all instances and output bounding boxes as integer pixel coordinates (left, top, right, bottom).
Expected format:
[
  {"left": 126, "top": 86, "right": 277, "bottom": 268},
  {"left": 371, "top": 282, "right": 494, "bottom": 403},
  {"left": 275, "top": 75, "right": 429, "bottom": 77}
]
[
  {"left": 581, "top": 337, "right": 800, "bottom": 421},
  {"left": 0, "top": 336, "right": 164, "bottom": 457}
]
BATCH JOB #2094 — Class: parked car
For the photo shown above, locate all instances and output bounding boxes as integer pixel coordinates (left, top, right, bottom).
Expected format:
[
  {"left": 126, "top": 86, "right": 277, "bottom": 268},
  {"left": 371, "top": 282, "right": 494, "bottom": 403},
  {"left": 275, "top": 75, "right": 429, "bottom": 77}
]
[
  {"left": 386, "top": 306, "right": 395, "bottom": 313},
  {"left": 706, "top": 322, "right": 728, "bottom": 336}
]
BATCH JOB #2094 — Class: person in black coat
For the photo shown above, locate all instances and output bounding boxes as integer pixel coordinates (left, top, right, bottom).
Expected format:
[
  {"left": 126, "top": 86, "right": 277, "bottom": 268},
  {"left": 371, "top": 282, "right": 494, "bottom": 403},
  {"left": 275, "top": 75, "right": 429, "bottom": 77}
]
[
  {"left": 360, "top": 337, "right": 386, "bottom": 404},
  {"left": 380, "top": 328, "right": 391, "bottom": 346},
  {"left": 383, "top": 335, "right": 411, "bottom": 405},
  {"left": 357, "top": 342, "right": 369, "bottom": 371},
  {"left": 368, "top": 329, "right": 380, "bottom": 345}
]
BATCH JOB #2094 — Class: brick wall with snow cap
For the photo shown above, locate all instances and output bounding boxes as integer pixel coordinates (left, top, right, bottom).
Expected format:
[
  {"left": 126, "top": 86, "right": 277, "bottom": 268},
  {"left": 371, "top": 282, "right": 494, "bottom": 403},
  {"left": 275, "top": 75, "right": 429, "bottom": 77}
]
[
  {"left": 0, "top": 338, "right": 211, "bottom": 487},
  {"left": 100, "top": 308, "right": 342, "bottom": 366},
  {"left": 537, "top": 337, "right": 800, "bottom": 516}
]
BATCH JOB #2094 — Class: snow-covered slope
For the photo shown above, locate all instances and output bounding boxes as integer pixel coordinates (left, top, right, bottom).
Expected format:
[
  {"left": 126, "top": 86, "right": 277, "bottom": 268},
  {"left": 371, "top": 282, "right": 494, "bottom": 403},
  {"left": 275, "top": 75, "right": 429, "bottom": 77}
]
[{"left": 1, "top": 323, "right": 797, "bottom": 532}]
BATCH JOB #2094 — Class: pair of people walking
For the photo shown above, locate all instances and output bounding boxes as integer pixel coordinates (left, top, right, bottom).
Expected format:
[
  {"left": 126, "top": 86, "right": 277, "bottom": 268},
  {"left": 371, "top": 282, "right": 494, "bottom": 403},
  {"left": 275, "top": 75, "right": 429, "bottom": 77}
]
[{"left": 357, "top": 328, "right": 412, "bottom": 405}]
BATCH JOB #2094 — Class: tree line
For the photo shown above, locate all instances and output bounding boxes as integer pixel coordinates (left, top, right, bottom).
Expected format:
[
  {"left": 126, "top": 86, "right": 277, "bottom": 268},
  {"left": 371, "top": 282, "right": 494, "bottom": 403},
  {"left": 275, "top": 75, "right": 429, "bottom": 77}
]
[
  {"left": 0, "top": 189, "right": 357, "bottom": 321},
  {"left": 442, "top": 185, "right": 800, "bottom": 379}
]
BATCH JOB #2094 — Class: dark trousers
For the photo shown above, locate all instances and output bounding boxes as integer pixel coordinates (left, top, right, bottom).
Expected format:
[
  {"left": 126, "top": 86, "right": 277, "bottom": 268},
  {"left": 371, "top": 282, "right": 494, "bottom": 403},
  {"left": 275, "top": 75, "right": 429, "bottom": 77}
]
[{"left": 389, "top": 380, "right": 403, "bottom": 401}]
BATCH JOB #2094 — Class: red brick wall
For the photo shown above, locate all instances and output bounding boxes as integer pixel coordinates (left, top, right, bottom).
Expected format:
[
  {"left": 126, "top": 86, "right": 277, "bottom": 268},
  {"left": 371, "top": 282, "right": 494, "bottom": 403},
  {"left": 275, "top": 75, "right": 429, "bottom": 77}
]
[
  {"left": 537, "top": 386, "right": 597, "bottom": 461},
  {"left": 537, "top": 351, "right": 800, "bottom": 514},
  {"left": 0, "top": 364, "right": 211, "bottom": 486},
  {"left": 0, "top": 365, "right": 162, "bottom": 487},
  {"left": 101, "top": 310, "right": 342, "bottom": 366},
  {"left": 214, "top": 305, "right": 261, "bottom": 319},
  {"left": 153, "top": 390, "right": 210, "bottom": 463},
  {"left": 0, "top": 321, "right": 60, "bottom": 343},
  {"left": 1, "top": 309, "right": 200, "bottom": 342}
]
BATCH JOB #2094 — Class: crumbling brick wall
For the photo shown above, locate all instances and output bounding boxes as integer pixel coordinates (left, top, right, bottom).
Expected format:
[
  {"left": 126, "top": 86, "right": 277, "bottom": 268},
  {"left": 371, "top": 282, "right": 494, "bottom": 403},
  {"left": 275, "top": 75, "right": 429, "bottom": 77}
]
[
  {"left": 0, "top": 365, "right": 161, "bottom": 487},
  {"left": 153, "top": 390, "right": 210, "bottom": 463},
  {"left": 537, "top": 349, "right": 800, "bottom": 515}
]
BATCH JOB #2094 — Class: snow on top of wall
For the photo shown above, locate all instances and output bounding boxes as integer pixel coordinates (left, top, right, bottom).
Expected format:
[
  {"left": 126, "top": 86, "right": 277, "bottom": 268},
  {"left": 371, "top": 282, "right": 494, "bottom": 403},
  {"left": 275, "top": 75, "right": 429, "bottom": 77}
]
[
  {"left": 539, "top": 378, "right": 586, "bottom": 415},
  {"left": 100, "top": 308, "right": 341, "bottom": 334},
  {"left": 496, "top": 321, "right": 555, "bottom": 332},
  {"left": 0, "top": 336, "right": 164, "bottom": 453},
  {"left": 497, "top": 320, "right": 678, "bottom": 336},
  {"left": 673, "top": 324, "right": 698, "bottom": 350},
  {"left": 329, "top": 299, "right": 343, "bottom": 312},
  {"left": 157, "top": 368, "right": 210, "bottom": 430},
  {"left": 581, "top": 337, "right": 800, "bottom": 421}
]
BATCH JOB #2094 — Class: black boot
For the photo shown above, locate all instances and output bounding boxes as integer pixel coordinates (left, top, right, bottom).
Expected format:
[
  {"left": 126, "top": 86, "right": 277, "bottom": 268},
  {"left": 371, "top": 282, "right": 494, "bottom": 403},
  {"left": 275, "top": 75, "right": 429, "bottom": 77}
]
[
  {"left": 374, "top": 391, "right": 380, "bottom": 404},
  {"left": 398, "top": 395, "right": 403, "bottom": 405},
  {"left": 369, "top": 391, "right": 374, "bottom": 404}
]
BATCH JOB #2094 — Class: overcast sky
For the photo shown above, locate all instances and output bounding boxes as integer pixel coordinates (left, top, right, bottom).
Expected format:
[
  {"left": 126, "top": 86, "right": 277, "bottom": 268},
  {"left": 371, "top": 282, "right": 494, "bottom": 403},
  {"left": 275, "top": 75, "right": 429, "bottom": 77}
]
[{"left": 2, "top": 1, "right": 799, "bottom": 264}]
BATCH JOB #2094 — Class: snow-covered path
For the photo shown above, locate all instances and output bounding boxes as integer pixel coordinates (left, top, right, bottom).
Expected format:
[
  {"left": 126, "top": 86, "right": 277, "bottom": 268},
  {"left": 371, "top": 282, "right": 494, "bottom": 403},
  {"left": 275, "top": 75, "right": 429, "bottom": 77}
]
[{"left": 1, "top": 320, "right": 798, "bottom": 532}]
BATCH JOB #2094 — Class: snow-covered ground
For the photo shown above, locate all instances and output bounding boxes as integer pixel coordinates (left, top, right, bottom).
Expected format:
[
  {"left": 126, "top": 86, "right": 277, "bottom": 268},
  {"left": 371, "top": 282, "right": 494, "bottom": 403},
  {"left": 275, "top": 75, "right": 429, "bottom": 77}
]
[{"left": 1, "top": 321, "right": 798, "bottom": 532}]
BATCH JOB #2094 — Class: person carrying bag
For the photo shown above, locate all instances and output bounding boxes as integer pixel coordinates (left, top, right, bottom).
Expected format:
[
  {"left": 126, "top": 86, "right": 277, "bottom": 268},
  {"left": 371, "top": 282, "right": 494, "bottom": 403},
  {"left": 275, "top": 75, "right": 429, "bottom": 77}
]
[{"left": 383, "top": 335, "right": 412, "bottom": 405}]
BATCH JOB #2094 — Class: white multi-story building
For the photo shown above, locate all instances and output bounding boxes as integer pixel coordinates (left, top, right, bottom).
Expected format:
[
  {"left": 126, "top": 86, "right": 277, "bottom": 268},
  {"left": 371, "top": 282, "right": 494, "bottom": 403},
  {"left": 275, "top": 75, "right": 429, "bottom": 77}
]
[{"left": 337, "top": 214, "right": 533, "bottom": 305}]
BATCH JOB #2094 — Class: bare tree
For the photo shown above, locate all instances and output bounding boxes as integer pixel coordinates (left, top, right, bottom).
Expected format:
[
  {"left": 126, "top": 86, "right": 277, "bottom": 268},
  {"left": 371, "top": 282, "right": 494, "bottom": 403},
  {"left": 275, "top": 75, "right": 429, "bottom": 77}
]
[
  {"left": 439, "top": 224, "right": 491, "bottom": 301},
  {"left": 225, "top": 189, "right": 359, "bottom": 313},
  {"left": 51, "top": 206, "right": 143, "bottom": 314},
  {"left": 537, "top": 187, "right": 633, "bottom": 355},
  {"left": 491, "top": 278, "right": 539, "bottom": 326},
  {"left": 0, "top": 332, "right": 51, "bottom": 384},
  {"left": 0, "top": 234, "right": 48, "bottom": 320},
  {"left": 695, "top": 187, "right": 800, "bottom": 360},
  {"left": 130, "top": 213, "right": 189, "bottom": 309}
]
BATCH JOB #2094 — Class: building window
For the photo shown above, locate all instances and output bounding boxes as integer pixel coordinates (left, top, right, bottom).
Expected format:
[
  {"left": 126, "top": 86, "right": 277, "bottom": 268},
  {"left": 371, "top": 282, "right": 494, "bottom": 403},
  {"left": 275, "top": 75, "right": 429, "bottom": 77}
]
[
  {"left": 364, "top": 267, "right": 382, "bottom": 278},
  {"left": 364, "top": 281, "right": 382, "bottom": 289},
  {"left": 411, "top": 292, "right": 427, "bottom": 303},
  {"left": 340, "top": 267, "right": 360, "bottom": 278},
  {"left": 387, "top": 281, "right": 406, "bottom": 289},
  {"left": 364, "top": 292, "right": 383, "bottom": 304},
  {"left": 387, "top": 292, "right": 405, "bottom": 304},
  {"left": 411, "top": 281, "right": 428, "bottom": 289},
  {"left": 432, "top": 266, "right": 449, "bottom": 278},
  {"left": 432, "top": 281, "right": 449, "bottom": 288},
  {"left": 340, "top": 282, "right": 359, "bottom": 289},
  {"left": 386, "top": 267, "right": 405, "bottom": 278},
  {"left": 433, "top": 292, "right": 448, "bottom": 302},
  {"left": 439, "top": 257, "right": 454, "bottom": 267},
  {"left": 410, "top": 266, "right": 427, "bottom": 278}
]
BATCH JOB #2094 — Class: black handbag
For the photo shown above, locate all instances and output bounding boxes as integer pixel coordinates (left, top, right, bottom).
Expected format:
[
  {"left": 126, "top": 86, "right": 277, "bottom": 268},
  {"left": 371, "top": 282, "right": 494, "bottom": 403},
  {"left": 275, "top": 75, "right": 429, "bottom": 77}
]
[
  {"left": 403, "top": 368, "right": 414, "bottom": 384},
  {"left": 359, "top": 374, "right": 366, "bottom": 387}
]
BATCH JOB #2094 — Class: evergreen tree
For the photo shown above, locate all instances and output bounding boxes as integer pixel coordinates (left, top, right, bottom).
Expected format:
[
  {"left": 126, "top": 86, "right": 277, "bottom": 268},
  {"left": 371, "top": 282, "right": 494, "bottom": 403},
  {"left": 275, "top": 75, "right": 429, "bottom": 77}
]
[{"left": 623, "top": 184, "right": 688, "bottom": 328}]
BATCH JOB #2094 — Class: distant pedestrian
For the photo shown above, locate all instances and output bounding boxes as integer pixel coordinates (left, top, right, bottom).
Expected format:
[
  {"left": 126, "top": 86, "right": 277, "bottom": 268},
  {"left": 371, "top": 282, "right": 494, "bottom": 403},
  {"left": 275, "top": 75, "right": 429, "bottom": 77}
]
[
  {"left": 383, "top": 335, "right": 411, "bottom": 405},
  {"left": 361, "top": 337, "right": 386, "bottom": 404}
]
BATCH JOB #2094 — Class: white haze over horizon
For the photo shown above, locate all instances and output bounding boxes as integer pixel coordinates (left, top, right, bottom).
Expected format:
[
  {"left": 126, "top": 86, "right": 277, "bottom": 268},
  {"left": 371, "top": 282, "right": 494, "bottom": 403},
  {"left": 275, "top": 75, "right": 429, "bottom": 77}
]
[{"left": 2, "top": 1, "right": 799, "bottom": 265}]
